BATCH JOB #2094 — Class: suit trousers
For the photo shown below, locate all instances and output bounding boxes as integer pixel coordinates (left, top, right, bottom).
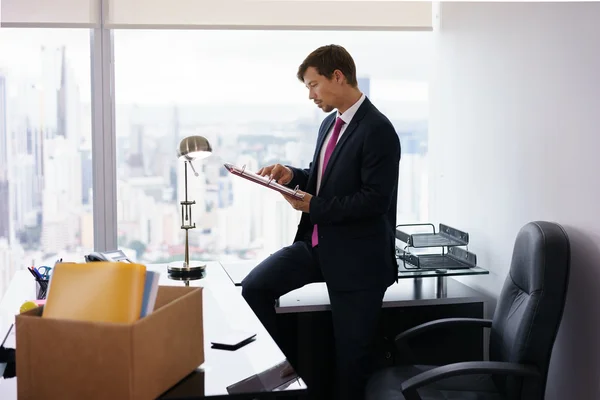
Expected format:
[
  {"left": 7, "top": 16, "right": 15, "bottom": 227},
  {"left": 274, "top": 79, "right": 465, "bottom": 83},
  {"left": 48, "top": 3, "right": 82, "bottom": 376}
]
[{"left": 241, "top": 240, "right": 386, "bottom": 400}]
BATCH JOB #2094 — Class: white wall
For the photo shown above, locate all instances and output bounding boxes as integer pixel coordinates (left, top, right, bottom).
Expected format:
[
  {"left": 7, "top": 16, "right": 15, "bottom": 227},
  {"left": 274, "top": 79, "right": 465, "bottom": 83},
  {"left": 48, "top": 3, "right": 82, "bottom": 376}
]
[{"left": 430, "top": 3, "right": 600, "bottom": 399}]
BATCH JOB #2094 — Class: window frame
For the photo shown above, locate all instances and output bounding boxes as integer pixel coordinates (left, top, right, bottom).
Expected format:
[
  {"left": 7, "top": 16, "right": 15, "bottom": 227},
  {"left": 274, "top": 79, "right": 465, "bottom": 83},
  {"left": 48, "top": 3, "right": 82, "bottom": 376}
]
[
  {"left": 104, "top": 0, "right": 433, "bottom": 30},
  {"left": 2, "top": 0, "right": 433, "bottom": 252}
]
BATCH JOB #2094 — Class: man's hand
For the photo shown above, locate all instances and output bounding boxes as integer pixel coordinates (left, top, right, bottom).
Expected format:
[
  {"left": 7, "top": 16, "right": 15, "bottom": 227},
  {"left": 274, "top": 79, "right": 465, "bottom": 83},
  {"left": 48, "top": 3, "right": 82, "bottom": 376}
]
[
  {"left": 282, "top": 191, "right": 312, "bottom": 213},
  {"left": 257, "top": 164, "right": 293, "bottom": 185}
]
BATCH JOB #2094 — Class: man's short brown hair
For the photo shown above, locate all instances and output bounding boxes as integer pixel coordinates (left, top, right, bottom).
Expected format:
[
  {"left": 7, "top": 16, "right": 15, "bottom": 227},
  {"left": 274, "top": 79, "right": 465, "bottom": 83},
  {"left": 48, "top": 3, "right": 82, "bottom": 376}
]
[{"left": 297, "top": 44, "right": 358, "bottom": 87}]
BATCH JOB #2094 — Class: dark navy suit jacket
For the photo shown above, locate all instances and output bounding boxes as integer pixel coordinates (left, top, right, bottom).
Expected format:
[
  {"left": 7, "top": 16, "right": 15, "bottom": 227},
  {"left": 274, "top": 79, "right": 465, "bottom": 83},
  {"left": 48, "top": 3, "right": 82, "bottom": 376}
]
[{"left": 286, "top": 97, "right": 401, "bottom": 291}]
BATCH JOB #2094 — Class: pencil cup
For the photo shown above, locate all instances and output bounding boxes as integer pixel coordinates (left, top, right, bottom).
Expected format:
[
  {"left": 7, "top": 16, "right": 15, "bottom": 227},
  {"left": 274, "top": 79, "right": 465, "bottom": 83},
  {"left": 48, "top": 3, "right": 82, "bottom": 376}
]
[{"left": 36, "top": 279, "right": 49, "bottom": 300}]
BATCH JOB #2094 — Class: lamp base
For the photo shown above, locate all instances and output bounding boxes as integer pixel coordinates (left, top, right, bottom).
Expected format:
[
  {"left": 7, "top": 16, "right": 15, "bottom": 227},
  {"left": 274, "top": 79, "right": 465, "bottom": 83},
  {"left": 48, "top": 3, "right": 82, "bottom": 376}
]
[{"left": 167, "top": 263, "right": 206, "bottom": 280}]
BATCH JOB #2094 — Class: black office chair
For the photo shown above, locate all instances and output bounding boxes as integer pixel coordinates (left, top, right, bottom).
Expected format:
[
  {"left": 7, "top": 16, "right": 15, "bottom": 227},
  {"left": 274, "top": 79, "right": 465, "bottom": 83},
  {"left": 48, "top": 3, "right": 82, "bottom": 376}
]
[{"left": 366, "top": 221, "right": 571, "bottom": 400}]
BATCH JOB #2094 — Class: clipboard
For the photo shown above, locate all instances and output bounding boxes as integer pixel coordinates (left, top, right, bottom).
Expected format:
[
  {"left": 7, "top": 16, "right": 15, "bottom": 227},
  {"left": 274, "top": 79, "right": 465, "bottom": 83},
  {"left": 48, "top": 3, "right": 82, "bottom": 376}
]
[{"left": 224, "top": 163, "right": 305, "bottom": 200}]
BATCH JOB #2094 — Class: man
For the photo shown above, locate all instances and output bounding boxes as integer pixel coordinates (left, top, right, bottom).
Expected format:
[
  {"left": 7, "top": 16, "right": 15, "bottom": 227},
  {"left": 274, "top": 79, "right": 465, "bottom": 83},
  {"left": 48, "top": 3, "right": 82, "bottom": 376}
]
[{"left": 241, "top": 44, "right": 401, "bottom": 400}]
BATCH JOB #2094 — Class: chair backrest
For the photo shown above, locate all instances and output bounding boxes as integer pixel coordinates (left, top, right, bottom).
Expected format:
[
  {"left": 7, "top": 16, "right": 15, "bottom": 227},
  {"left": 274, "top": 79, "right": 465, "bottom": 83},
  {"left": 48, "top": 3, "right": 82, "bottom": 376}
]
[{"left": 489, "top": 221, "right": 570, "bottom": 399}]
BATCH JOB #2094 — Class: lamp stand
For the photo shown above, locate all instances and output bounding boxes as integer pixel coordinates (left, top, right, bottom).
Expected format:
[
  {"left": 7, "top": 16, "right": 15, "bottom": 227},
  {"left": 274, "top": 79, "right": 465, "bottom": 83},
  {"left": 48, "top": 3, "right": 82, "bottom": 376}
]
[{"left": 167, "top": 160, "right": 206, "bottom": 285}]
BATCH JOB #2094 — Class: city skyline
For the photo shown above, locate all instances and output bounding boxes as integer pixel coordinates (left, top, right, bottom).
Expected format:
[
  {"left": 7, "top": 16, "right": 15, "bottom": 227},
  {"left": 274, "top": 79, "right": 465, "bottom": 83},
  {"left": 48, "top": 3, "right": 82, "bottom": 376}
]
[{"left": 0, "top": 29, "right": 431, "bottom": 300}]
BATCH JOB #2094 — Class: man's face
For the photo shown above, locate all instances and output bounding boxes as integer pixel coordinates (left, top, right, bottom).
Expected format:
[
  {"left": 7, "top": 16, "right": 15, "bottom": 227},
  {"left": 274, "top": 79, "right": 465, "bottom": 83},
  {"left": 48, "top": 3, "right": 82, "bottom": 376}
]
[{"left": 303, "top": 67, "right": 339, "bottom": 113}]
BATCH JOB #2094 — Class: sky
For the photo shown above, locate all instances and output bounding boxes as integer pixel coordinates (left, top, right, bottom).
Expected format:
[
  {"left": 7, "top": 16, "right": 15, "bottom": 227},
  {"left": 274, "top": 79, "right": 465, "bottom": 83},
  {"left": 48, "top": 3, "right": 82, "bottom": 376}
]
[{"left": 0, "top": 28, "right": 432, "bottom": 107}]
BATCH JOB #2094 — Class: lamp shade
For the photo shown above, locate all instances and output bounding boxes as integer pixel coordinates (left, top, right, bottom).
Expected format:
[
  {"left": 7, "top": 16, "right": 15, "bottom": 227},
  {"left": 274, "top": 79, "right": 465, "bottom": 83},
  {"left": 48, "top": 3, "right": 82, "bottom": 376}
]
[{"left": 177, "top": 136, "right": 212, "bottom": 161}]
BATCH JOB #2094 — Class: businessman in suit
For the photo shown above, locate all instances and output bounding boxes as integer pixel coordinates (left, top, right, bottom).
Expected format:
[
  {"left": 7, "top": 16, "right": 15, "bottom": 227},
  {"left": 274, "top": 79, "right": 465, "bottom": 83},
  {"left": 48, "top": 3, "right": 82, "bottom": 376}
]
[{"left": 241, "top": 44, "right": 401, "bottom": 400}]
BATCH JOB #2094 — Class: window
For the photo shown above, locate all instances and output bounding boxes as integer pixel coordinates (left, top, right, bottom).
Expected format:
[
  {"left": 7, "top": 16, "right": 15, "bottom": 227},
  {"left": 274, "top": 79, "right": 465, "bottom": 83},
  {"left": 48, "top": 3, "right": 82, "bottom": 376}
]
[
  {"left": 0, "top": 29, "right": 93, "bottom": 298},
  {"left": 114, "top": 30, "right": 431, "bottom": 265}
]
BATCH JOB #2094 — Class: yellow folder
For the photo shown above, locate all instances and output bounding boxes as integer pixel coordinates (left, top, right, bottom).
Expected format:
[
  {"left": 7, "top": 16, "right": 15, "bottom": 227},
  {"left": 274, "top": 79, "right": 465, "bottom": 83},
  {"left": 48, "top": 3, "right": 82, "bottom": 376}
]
[{"left": 43, "top": 262, "right": 146, "bottom": 324}]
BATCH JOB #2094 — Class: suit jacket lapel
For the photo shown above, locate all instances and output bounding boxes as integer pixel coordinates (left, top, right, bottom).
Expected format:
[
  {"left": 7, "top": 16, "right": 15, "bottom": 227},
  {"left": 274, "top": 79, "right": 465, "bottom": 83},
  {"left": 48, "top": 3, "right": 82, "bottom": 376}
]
[{"left": 319, "top": 98, "right": 372, "bottom": 190}]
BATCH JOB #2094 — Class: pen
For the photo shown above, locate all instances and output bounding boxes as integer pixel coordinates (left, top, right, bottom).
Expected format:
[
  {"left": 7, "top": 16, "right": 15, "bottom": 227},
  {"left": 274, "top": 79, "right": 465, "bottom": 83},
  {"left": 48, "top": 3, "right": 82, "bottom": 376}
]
[
  {"left": 27, "top": 267, "right": 39, "bottom": 280},
  {"left": 31, "top": 267, "right": 44, "bottom": 281}
]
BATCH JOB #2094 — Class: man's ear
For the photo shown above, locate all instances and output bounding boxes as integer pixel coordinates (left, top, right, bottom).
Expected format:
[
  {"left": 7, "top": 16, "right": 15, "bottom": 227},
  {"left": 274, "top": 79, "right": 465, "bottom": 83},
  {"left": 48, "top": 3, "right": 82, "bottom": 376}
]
[{"left": 333, "top": 69, "right": 344, "bottom": 84}]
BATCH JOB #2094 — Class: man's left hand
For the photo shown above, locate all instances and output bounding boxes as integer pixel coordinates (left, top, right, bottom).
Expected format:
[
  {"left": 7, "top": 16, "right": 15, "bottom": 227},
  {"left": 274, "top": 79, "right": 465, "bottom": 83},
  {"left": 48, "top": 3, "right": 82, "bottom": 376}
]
[{"left": 283, "top": 191, "right": 312, "bottom": 213}]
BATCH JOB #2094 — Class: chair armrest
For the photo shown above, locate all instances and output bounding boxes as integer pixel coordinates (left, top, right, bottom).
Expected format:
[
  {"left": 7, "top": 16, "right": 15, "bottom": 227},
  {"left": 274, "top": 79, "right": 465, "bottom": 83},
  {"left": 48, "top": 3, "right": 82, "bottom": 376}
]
[
  {"left": 400, "top": 361, "right": 541, "bottom": 400},
  {"left": 395, "top": 318, "right": 492, "bottom": 348}
]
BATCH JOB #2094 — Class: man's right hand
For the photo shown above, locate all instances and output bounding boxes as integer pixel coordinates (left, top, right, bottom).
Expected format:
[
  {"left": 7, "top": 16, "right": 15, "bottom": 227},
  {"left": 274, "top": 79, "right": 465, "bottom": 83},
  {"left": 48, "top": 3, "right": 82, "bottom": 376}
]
[{"left": 257, "top": 164, "right": 293, "bottom": 185}]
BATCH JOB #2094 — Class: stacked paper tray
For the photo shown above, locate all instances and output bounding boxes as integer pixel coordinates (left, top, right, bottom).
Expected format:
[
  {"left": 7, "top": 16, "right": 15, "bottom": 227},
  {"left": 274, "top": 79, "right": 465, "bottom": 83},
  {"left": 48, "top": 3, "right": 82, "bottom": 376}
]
[
  {"left": 395, "top": 223, "right": 469, "bottom": 248},
  {"left": 398, "top": 246, "right": 477, "bottom": 270},
  {"left": 395, "top": 223, "right": 477, "bottom": 270}
]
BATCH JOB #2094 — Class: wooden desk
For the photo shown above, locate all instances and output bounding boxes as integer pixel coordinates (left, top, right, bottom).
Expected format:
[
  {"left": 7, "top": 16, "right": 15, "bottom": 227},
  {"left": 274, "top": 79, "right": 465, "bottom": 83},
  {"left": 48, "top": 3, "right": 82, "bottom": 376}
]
[
  {"left": 0, "top": 260, "right": 490, "bottom": 400},
  {"left": 0, "top": 262, "right": 307, "bottom": 399}
]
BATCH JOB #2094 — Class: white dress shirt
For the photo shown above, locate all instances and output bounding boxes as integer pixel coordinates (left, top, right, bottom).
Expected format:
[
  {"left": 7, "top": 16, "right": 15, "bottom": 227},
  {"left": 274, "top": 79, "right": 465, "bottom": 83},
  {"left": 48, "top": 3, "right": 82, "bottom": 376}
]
[{"left": 316, "top": 93, "right": 366, "bottom": 194}]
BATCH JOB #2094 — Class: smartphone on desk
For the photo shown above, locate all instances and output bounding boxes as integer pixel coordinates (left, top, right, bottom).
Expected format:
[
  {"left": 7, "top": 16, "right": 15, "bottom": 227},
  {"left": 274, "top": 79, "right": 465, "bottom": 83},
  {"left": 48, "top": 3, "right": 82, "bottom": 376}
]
[{"left": 211, "top": 331, "right": 256, "bottom": 351}]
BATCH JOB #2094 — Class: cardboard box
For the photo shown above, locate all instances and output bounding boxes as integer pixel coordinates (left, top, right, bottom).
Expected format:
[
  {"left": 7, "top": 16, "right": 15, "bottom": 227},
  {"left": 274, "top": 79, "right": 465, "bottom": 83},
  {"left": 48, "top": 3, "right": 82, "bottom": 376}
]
[{"left": 16, "top": 285, "right": 204, "bottom": 400}]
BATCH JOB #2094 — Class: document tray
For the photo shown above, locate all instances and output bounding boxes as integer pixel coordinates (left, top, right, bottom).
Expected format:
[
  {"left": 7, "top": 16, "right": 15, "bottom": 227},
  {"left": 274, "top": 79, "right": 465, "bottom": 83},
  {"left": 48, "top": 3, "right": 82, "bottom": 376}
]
[
  {"left": 395, "top": 223, "right": 469, "bottom": 248},
  {"left": 398, "top": 246, "right": 477, "bottom": 270}
]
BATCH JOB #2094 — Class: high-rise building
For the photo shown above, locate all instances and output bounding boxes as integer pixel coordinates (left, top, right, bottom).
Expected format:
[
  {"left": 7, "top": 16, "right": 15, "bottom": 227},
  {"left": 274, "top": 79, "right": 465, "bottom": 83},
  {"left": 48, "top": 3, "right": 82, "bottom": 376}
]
[
  {"left": 10, "top": 85, "right": 46, "bottom": 237},
  {"left": 41, "top": 136, "right": 82, "bottom": 251},
  {"left": 81, "top": 147, "right": 92, "bottom": 205},
  {"left": 0, "top": 74, "right": 10, "bottom": 242},
  {"left": 57, "top": 47, "right": 82, "bottom": 146},
  {"left": 39, "top": 45, "right": 61, "bottom": 136},
  {"left": 40, "top": 46, "right": 84, "bottom": 251},
  {"left": 128, "top": 124, "right": 146, "bottom": 177},
  {"left": 358, "top": 76, "right": 371, "bottom": 98},
  {"left": 262, "top": 197, "right": 299, "bottom": 255}
]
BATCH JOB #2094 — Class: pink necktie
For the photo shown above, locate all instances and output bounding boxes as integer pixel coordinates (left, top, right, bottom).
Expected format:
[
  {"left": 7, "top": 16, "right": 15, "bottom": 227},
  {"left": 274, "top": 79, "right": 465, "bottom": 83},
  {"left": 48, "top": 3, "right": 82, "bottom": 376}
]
[{"left": 312, "top": 117, "right": 345, "bottom": 247}]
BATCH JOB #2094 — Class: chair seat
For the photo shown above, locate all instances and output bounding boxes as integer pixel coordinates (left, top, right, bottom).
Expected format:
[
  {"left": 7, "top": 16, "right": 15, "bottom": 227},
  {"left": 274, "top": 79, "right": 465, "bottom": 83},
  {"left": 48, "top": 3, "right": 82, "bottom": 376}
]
[{"left": 366, "top": 365, "right": 504, "bottom": 400}]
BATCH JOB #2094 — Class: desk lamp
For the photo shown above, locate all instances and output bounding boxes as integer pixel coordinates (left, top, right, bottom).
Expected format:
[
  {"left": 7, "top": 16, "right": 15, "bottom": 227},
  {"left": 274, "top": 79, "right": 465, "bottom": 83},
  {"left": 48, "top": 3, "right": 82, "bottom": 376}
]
[{"left": 167, "top": 135, "right": 212, "bottom": 283}]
